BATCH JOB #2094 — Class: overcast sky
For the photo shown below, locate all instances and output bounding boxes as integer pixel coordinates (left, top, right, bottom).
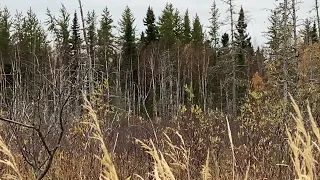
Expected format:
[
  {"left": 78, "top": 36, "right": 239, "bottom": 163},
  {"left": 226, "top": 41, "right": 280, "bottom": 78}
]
[{"left": 0, "top": 0, "right": 315, "bottom": 47}]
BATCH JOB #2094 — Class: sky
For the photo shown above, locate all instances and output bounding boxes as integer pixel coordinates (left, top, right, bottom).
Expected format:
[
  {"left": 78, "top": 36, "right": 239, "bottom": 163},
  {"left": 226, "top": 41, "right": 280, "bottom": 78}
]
[{"left": 0, "top": 0, "right": 315, "bottom": 47}]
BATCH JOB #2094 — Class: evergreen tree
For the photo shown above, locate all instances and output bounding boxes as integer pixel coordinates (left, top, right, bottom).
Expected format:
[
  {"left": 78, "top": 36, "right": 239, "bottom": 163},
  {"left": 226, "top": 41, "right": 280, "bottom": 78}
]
[
  {"left": 69, "top": 11, "right": 82, "bottom": 83},
  {"left": 86, "top": 10, "right": 97, "bottom": 63},
  {"left": 234, "top": 6, "right": 252, "bottom": 104},
  {"left": 97, "top": 7, "right": 115, "bottom": 72},
  {"left": 221, "top": 32, "right": 229, "bottom": 47},
  {"left": 266, "top": 8, "right": 281, "bottom": 57},
  {"left": 70, "top": 11, "right": 82, "bottom": 58},
  {"left": 191, "top": 14, "right": 203, "bottom": 45},
  {"left": 182, "top": 9, "right": 191, "bottom": 44},
  {"left": 140, "top": 31, "right": 146, "bottom": 43},
  {"left": 312, "top": 21, "right": 318, "bottom": 44},
  {"left": 235, "top": 6, "right": 251, "bottom": 66},
  {"left": 302, "top": 19, "right": 312, "bottom": 45},
  {"left": 119, "top": 6, "right": 137, "bottom": 73},
  {"left": 209, "top": 0, "right": 220, "bottom": 48},
  {"left": 14, "top": 8, "right": 48, "bottom": 83},
  {"left": 143, "top": 6, "right": 158, "bottom": 45},
  {"left": 46, "top": 5, "right": 70, "bottom": 66},
  {"left": 252, "top": 47, "right": 265, "bottom": 74},
  {"left": 173, "top": 9, "right": 183, "bottom": 42},
  {"left": 158, "top": 3, "right": 182, "bottom": 47},
  {"left": 0, "top": 8, "right": 11, "bottom": 74}
]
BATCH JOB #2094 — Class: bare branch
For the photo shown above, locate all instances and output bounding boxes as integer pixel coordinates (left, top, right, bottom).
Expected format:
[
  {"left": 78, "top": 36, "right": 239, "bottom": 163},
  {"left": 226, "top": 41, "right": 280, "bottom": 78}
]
[{"left": 0, "top": 117, "right": 35, "bottom": 129}]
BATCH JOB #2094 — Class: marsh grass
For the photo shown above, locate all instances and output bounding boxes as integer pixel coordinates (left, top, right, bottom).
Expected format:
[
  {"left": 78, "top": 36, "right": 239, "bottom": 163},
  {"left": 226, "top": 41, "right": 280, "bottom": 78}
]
[
  {"left": 287, "top": 95, "right": 320, "bottom": 179},
  {"left": 1, "top": 95, "right": 320, "bottom": 180},
  {"left": 83, "top": 97, "right": 120, "bottom": 180},
  {"left": 0, "top": 135, "right": 22, "bottom": 180}
]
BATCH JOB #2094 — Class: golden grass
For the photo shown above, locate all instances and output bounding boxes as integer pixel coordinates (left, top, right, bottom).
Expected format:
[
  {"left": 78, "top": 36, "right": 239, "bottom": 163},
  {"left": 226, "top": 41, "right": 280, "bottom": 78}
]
[
  {"left": 287, "top": 95, "right": 320, "bottom": 180},
  {"left": 136, "top": 139, "right": 176, "bottom": 180},
  {"left": 201, "top": 150, "right": 212, "bottom": 180},
  {"left": 83, "top": 97, "right": 120, "bottom": 180},
  {"left": 0, "top": 135, "right": 22, "bottom": 180},
  {"left": 2, "top": 94, "right": 320, "bottom": 180}
]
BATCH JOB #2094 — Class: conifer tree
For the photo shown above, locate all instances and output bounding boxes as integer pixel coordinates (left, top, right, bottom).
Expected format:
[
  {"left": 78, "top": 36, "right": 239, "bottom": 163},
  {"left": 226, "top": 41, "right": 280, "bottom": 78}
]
[
  {"left": 140, "top": 31, "right": 146, "bottom": 43},
  {"left": 302, "top": 19, "right": 312, "bottom": 45},
  {"left": 68, "top": 11, "right": 82, "bottom": 84},
  {"left": 182, "top": 9, "right": 191, "bottom": 44},
  {"left": 143, "top": 6, "right": 158, "bottom": 45},
  {"left": 158, "top": 3, "right": 182, "bottom": 47},
  {"left": 312, "top": 21, "right": 318, "bottom": 43},
  {"left": 266, "top": 9, "right": 281, "bottom": 57},
  {"left": 173, "top": 9, "right": 183, "bottom": 42},
  {"left": 11, "top": 8, "right": 48, "bottom": 90},
  {"left": 18, "top": 9, "right": 47, "bottom": 75},
  {"left": 97, "top": 7, "right": 115, "bottom": 72},
  {"left": 70, "top": 11, "right": 82, "bottom": 59},
  {"left": 0, "top": 8, "right": 11, "bottom": 73},
  {"left": 235, "top": 7, "right": 251, "bottom": 66},
  {"left": 209, "top": 0, "right": 220, "bottom": 48},
  {"left": 191, "top": 14, "right": 203, "bottom": 45},
  {"left": 119, "top": 6, "right": 137, "bottom": 73},
  {"left": 86, "top": 10, "right": 97, "bottom": 64},
  {"left": 234, "top": 6, "right": 252, "bottom": 106},
  {"left": 46, "top": 5, "right": 71, "bottom": 66},
  {"left": 221, "top": 33, "right": 229, "bottom": 47}
]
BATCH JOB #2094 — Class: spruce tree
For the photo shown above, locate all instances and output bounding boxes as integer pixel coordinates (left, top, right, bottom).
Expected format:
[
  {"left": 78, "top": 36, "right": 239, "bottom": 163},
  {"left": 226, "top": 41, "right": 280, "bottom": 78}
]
[
  {"left": 302, "top": 19, "right": 312, "bottom": 45},
  {"left": 46, "top": 5, "right": 70, "bottom": 65},
  {"left": 234, "top": 6, "right": 252, "bottom": 104},
  {"left": 312, "top": 21, "right": 318, "bottom": 43},
  {"left": 69, "top": 11, "right": 82, "bottom": 83},
  {"left": 173, "top": 9, "right": 183, "bottom": 42},
  {"left": 14, "top": 8, "right": 48, "bottom": 84},
  {"left": 143, "top": 6, "right": 158, "bottom": 45},
  {"left": 191, "top": 14, "right": 203, "bottom": 45},
  {"left": 97, "top": 7, "right": 115, "bottom": 72},
  {"left": 140, "top": 31, "right": 146, "bottom": 44},
  {"left": 86, "top": 11, "right": 97, "bottom": 63},
  {"left": 70, "top": 11, "right": 82, "bottom": 59},
  {"left": 209, "top": 0, "right": 220, "bottom": 48},
  {"left": 119, "top": 6, "right": 137, "bottom": 73},
  {"left": 221, "top": 33, "right": 229, "bottom": 47},
  {"left": 266, "top": 9, "right": 281, "bottom": 56},
  {"left": 182, "top": 9, "right": 191, "bottom": 44},
  {"left": 158, "top": 3, "right": 182, "bottom": 47},
  {"left": 235, "top": 6, "right": 251, "bottom": 66},
  {"left": 0, "top": 8, "right": 11, "bottom": 74}
]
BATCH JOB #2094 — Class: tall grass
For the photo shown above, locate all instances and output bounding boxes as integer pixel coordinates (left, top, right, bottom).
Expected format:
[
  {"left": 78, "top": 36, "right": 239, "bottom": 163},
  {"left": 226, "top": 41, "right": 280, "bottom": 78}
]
[
  {"left": 2, "top": 95, "right": 320, "bottom": 179},
  {"left": 286, "top": 95, "right": 320, "bottom": 179},
  {"left": 83, "top": 97, "right": 120, "bottom": 180},
  {"left": 0, "top": 135, "right": 22, "bottom": 180},
  {"left": 84, "top": 95, "right": 213, "bottom": 180}
]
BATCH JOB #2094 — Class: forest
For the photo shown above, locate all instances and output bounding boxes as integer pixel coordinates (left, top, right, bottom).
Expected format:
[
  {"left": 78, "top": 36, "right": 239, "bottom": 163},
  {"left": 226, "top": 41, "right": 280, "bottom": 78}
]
[{"left": 0, "top": 0, "right": 320, "bottom": 179}]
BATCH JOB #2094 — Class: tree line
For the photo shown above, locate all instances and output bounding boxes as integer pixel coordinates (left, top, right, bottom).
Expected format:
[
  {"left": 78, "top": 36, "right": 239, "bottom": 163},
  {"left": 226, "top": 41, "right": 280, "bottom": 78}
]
[{"left": 0, "top": 1, "right": 267, "bottom": 119}]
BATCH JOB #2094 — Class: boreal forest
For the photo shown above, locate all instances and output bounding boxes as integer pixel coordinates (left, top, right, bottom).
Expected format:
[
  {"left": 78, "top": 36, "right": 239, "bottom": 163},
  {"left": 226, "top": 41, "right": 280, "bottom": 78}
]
[{"left": 0, "top": 0, "right": 319, "bottom": 179}]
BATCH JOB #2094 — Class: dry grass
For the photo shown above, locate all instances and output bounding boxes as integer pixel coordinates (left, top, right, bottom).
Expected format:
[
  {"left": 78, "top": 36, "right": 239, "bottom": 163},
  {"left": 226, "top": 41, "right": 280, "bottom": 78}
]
[
  {"left": 2, "top": 94, "right": 320, "bottom": 180},
  {"left": 0, "top": 135, "right": 22, "bottom": 180},
  {"left": 287, "top": 95, "right": 320, "bottom": 180},
  {"left": 136, "top": 132, "right": 213, "bottom": 180},
  {"left": 84, "top": 95, "right": 215, "bottom": 180},
  {"left": 201, "top": 150, "right": 212, "bottom": 180},
  {"left": 83, "top": 97, "right": 120, "bottom": 180},
  {"left": 136, "top": 139, "right": 176, "bottom": 180}
]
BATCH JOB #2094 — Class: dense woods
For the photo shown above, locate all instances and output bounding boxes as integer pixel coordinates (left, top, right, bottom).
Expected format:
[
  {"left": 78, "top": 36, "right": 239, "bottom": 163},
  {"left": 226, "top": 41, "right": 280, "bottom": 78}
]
[{"left": 1, "top": 0, "right": 320, "bottom": 179}]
